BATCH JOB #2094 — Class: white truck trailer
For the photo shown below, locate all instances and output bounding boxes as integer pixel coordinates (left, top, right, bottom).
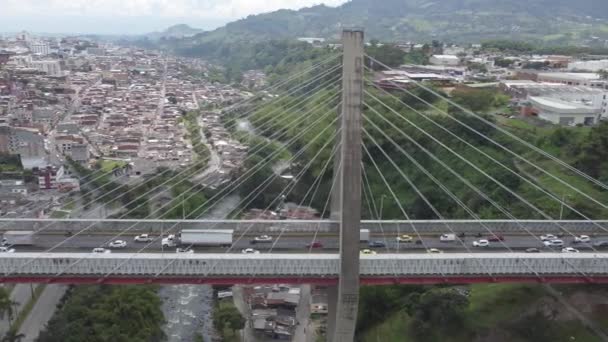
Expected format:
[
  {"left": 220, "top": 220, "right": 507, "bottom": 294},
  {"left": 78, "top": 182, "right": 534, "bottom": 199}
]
[
  {"left": 162, "top": 229, "right": 234, "bottom": 248},
  {"left": 360, "top": 229, "right": 370, "bottom": 242},
  {"left": 440, "top": 233, "right": 456, "bottom": 242},
  {"left": 2, "top": 231, "right": 34, "bottom": 246}
]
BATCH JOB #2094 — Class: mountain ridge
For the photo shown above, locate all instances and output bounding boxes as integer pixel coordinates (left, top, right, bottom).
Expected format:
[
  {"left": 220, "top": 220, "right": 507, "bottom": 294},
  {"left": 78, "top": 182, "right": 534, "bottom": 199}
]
[
  {"left": 178, "top": 0, "right": 608, "bottom": 43},
  {"left": 146, "top": 24, "right": 204, "bottom": 40},
  {"left": 152, "top": 0, "right": 608, "bottom": 64}
]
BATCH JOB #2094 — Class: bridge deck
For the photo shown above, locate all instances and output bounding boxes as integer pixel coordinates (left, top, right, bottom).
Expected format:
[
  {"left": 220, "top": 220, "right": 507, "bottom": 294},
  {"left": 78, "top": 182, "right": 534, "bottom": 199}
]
[{"left": 0, "top": 253, "right": 606, "bottom": 285}]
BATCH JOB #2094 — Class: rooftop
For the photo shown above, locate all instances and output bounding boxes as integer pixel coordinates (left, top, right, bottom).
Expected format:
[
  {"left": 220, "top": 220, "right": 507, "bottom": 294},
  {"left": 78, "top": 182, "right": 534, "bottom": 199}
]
[
  {"left": 431, "top": 55, "right": 460, "bottom": 60},
  {"left": 538, "top": 72, "right": 601, "bottom": 81},
  {"left": 529, "top": 96, "right": 601, "bottom": 114}
]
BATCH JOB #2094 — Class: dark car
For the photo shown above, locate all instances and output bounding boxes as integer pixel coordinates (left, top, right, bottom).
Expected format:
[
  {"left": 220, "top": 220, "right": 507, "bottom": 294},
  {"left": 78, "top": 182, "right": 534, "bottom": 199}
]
[
  {"left": 487, "top": 234, "right": 504, "bottom": 242},
  {"left": 593, "top": 241, "right": 608, "bottom": 248},
  {"left": 306, "top": 241, "right": 323, "bottom": 249},
  {"left": 368, "top": 241, "right": 386, "bottom": 248}
]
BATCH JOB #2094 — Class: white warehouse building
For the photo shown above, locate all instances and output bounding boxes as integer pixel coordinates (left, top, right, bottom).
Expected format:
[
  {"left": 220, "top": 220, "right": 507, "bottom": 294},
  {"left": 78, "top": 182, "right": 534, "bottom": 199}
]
[
  {"left": 537, "top": 72, "right": 606, "bottom": 88},
  {"left": 568, "top": 60, "right": 608, "bottom": 72},
  {"left": 529, "top": 96, "right": 602, "bottom": 126},
  {"left": 429, "top": 55, "right": 460, "bottom": 66}
]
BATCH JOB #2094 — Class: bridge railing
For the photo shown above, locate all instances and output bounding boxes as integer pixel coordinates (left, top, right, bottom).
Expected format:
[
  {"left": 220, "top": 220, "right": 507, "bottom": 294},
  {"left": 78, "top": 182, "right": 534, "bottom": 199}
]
[{"left": 0, "top": 253, "right": 606, "bottom": 278}]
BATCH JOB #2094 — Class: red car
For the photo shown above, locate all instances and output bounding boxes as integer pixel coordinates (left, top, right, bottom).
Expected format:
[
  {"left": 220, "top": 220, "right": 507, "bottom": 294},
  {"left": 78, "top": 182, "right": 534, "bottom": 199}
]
[
  {"left": 487, "top": 234, "right": 504, "bottom": 242},
  {"left": 306, "top": 241, "right": 323, "bottom": 249}
]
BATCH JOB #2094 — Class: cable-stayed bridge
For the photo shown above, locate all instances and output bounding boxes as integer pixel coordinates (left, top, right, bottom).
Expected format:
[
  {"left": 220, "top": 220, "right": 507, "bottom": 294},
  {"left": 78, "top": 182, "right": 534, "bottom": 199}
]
[{"left": 3, "top": 29, "right": 608, "bottom": 340}]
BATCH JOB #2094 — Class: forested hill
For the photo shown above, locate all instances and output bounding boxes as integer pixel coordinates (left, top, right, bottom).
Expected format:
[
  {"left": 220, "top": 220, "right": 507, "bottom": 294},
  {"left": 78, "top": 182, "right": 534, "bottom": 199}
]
[
  {"left": 165, "top": 0, "right": 608, "bottom": 49},
  {"left": 146, "top": 24, "right": 203, "bottom": 40}
]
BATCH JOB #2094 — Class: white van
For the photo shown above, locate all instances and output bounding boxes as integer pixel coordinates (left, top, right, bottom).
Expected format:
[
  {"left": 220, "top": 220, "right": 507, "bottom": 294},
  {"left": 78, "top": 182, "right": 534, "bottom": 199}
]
[{"left": 440, "top": 234, "right": 456, "bottom": 242}]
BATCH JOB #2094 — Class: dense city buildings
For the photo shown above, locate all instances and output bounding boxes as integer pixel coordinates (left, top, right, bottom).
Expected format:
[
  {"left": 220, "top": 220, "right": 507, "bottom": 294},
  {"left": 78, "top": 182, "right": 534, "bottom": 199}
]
[{"left": 0, "top": 31, "right": 258, "bottom": 218}]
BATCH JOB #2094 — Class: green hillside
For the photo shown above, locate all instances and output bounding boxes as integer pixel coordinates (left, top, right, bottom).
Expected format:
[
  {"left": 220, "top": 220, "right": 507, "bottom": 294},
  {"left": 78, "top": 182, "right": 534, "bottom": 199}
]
[
  {"left": 358, "top": 284, "right": 607, "bottom": 342},
  {"left": 148, "top": 0, "right": 608, "bottom": 69}
]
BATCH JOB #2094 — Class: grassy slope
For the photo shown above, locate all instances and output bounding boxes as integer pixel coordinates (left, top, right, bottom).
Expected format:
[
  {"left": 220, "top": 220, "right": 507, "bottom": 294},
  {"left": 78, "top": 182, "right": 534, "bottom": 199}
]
[
  {"left": 466, "top": 284, "right": 543, "bottom": 328},
  {"left": 98, "top": 160, "right": 127, "bottom": 173},
  {"left": 490, "top": 114, "right": 608, "bottom": 217},
  {"left": 361, "top": 310, "right": 409, "bottom": 342},
  {"left": 360, "top": 284, "right": 605, "bottom": 342}
]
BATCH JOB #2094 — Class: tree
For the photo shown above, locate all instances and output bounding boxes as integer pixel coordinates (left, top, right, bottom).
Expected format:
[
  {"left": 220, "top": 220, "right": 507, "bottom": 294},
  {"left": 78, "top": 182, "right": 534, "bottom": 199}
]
[
  {"left": 599, "top": 69, "right": 608, "bottom": 80},
  {"left": 357, "top": 285, "right": 424, "bottom": 332},
  {"left": 508, "top": 310, "right": 559, "bottom": 342},
  {"left": 403, "top": 50, "right": 429, "bottom": 65},
  {"left": 213, "top": 305, "right": 245, "bottom": 334},
  {"left": 0, "top": 287, "right": 17, "bottom": 330},
  {"left": 228, "top": 311, "right": 246, "bottom": 332},
  {"left": 398, "top": 85, "right": 445, "bottom": 110},
  {"left": 431, "top": 40, "right": 443, "bottom": 55},
  {"left": 406, "top": 289, "right": 469, "bottom": 340},
  {"left": 366, "top": 44, "right": 406, "bottom": 70},
  {"left": 481, "top": 40, "right": 534, "bottom": 53},
  {"left": 494, "top": 57, "right": 515, "bottom": 68},
  {"left": 450, "top": 88, "right": 496, "bottom": 113},
  {"left": 575, "top": 122, "right": 608, "bottom": 181},
  {"left": 38, "top": 285, "right": 165, "bottom": 342},
  {"left": 1, "top": 330, "right": 25, "bottom": 342},
  {"left": 238, "top": 155, "right": 284, "bottom": 209},
  {"left": 522, "top": 61, "right": 550, "bottom": 70},
  {"left": 467, "top": 62, "right": 488, "bottom": 73}
]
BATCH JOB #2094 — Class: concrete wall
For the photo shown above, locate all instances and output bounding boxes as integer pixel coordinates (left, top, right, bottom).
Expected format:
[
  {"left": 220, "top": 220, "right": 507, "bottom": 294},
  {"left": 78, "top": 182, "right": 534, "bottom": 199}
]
[{"left": 537, "top": 111, "right": 598, "bottom": 125}]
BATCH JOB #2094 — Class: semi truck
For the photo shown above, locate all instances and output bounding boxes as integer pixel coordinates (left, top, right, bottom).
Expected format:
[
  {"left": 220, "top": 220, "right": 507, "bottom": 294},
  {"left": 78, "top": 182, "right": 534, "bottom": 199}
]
[
  {"left": 2, "top": 231, "right": 34, "bottom": 246},
  {"left": 162, "top": 229, "right": 234, "bottom": 248}
]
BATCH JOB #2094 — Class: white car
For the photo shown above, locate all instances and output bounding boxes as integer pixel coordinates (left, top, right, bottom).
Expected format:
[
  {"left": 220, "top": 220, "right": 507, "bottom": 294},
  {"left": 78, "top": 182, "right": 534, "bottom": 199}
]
[
  {"left": 108, "top": 240, "right": 127, "bottom": 248},
  {"left": 252, "top": 235, "right": 273, "bottom": 243},
  {"left": 92, "top": 248, "right": 111, "bottom": 254},
  {"left": 360, "top": 249, "right": 377, "bottom": 255},
  {"left": 176, "top": 248, "right": 194, "bottom": 254},
  {"left": 573, "top": 235, "right": 591, "bottom": 243},
  {"left": 426, "top": 248, "right": 443, "bottom": 254},
  {"left": 241, "top": 248, "right": 260, "bottom": 254},
  {"left": 0, "top": 247, "right": 15, "bottom": 253},
  {"left": 562, "top": 247, "right": 580, "bottom": 253},
  {"left": 396, "top": 235, "right": 413, "bottom": 243},
  {"left": 473, "top": 239, "right": 490, "bottom": 247},
  {"left": 134, "top": 234, "right": 153, "bottom": 243},
  {"left": 540, "top": 234, "right": 558, "bottom": 241},
  {"left": 543, "top": 239, "right": 564, "bottom": 247}
]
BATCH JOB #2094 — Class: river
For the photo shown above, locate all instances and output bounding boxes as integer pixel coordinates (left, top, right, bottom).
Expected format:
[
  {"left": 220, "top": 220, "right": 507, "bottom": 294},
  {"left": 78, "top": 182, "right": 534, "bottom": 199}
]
[{"left": 160, "top": 195, "right": 241, "bottom": 342}]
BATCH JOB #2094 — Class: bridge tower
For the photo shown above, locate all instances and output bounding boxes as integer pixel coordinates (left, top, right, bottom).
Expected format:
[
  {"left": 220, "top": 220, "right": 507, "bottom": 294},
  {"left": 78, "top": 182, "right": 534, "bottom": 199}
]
[{"left": 328, "top": 28, "right": 364, "bottom": 342}]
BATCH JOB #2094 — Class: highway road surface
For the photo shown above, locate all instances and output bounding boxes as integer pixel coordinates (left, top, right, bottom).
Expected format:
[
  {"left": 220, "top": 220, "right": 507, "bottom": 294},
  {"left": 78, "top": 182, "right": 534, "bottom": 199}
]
[{"left": 5, "top": 233, "right": 608, "bottom": 254}]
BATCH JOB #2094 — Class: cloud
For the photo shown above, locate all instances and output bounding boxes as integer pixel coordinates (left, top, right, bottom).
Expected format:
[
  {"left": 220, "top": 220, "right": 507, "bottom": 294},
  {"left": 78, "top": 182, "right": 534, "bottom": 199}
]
[
  {"left": 1, "top": 0, "right": 349, "bottom": 20},
  {"left": 0, "top": 0, "right": 349, "bottom": 34}
]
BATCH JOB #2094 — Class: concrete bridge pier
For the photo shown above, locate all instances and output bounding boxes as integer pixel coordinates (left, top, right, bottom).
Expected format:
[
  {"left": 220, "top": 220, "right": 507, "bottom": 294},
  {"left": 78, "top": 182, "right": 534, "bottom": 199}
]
[{"left": 328, "top": 28, "right": 365, "bottom": 342}]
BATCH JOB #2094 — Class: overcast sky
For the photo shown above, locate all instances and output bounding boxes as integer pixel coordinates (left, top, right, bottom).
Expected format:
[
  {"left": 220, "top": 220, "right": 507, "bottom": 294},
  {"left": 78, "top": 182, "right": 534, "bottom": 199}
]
[{"left": 0, "top": 0, "right": 349, "bottom": 34}]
